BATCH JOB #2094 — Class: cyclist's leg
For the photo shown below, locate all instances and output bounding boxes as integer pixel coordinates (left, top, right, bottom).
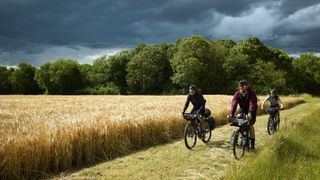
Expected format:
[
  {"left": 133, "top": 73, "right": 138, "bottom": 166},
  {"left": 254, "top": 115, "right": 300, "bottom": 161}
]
[
  {"left": 199, "top": 107, "right": 206, "bottom": 131},
  {"left": 200, "top": 117, "right": 206, "bottom": 131},
  {"left": 249, "top": 126, "right": 255, "bottom": 138}
]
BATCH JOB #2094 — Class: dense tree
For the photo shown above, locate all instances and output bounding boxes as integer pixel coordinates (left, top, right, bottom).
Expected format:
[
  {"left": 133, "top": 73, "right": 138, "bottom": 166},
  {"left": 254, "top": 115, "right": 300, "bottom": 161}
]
[
  {"left": 105, "top": 51, "right": 131, "bottom": 94},
  {"left": 127, "top": 44, "right": 171, "bottom": 94},
  {"left": 228, "top": 37, "right": 272, "bottom": 64},
  {"left": 0, "top": 66, "right": 13, "bottom": 94},
  {"left": 269, "top": 48, "right": 295, "bottom": 93},
  {"left": 292, "top": 53, "right": 320, "bottom": 94},
  {"left": 11, "top": 63, "right": 42, "bottom": 94},
  {"left": 250, "top": 60, "right": 287, "bottom": 94},
  {"left": 2, "top": 36, "right": 319, "bottom": 95},
  {"left": 170, "top": 36, "right": 211, "bottom": 90},
  {"left": 90, "top": 56, "right": 109, "bottom": 86},
  {"left": 223, "top": 54, "right": 251, "bottom": 93},
  {"left": 35, "top": 59, "right": 83, "bottom": 94},
  {"left": 79, "top": 64, "right": 93, "bottom": 87}
]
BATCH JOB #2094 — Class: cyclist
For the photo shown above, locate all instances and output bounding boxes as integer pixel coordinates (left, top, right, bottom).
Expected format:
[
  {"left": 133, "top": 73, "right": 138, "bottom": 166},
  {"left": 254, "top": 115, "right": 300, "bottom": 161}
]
[
  {"left": 261, "top": 89, "right": 284, "bottom": 122},
  {"left": 228, "top": 80, "right": 258, "bottom": 150},
  {"left": 182, "top": 85, "right": 206, "bottom": 138}
]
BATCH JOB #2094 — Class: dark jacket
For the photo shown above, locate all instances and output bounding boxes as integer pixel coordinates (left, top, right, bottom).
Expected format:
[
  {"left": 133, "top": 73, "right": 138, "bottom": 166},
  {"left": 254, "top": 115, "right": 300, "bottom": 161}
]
[
  {"left": 182, "top": 92, "right": 206, "bottom": 113},
  {"left": 230, "top": 88, "right": 257, "bottom": 116}
]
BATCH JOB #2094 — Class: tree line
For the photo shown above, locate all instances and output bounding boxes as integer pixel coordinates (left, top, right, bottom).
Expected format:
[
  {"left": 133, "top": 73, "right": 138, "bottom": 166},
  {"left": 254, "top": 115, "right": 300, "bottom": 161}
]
[{"left": 1, "top": 36, "right": 319, "bottom": 95}]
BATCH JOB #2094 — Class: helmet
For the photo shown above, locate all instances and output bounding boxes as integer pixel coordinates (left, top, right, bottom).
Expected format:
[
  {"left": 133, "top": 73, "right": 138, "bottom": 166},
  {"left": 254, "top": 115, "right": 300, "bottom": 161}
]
[
  {"left": 189, "top": 85, "right": 198, "bottom": 91},
  {"left": 270, "top": 89, "right": 277, "bottom": 94},
  {"left": 239, "top": 80, "right": 248, "bottom": 86}
]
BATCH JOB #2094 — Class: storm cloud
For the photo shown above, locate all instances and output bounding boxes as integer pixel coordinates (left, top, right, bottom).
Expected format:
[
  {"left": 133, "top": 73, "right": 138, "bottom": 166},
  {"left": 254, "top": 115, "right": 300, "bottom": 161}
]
[{"left": 0, "top": 0, "right": 319, "bottom": 66}]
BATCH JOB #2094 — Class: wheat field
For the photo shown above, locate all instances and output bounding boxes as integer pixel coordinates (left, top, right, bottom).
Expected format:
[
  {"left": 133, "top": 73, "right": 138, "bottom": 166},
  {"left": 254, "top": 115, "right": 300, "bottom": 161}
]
[{"left": 0, "top": 95, "right": 305, "bottom": 179}]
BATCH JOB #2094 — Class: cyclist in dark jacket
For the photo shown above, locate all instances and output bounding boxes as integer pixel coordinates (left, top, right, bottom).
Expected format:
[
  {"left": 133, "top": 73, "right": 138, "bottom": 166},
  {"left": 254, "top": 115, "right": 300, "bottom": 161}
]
[
  {"left": 182, "top": 85, "right": 206, "bottom": 137},
  {"left": 228, "top": 80, "right": 258, "bottom": 150}
]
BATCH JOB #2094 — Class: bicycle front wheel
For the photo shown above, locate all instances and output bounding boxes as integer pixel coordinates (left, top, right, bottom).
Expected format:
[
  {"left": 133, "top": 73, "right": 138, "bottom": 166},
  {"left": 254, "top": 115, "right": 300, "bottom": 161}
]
[
  {"left": 267, "top": 116, "right": 275, "bottom": 135},
  {"left": 184, "top": 123, "right": 197, "bottom": 149},
  {"left": 232, "top": 129, "right": 245, "bottom": 160},
  {"left": 276, "top": 115, "right": 280, "bottom": 131}
]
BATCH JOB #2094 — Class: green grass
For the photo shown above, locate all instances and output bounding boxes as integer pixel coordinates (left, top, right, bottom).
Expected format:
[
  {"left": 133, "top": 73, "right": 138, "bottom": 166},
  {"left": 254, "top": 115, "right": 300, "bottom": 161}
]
[
  {"left": 61, "top": 96, "right": 320, "bottom": 180},
  {"left": 226, "top": 107, "right": 320, "bottom": 179}
]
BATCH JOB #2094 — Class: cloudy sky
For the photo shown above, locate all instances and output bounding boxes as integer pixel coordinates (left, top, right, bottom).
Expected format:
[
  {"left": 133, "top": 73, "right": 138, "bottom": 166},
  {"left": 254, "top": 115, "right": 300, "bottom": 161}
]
[{"left": 0, "top": 0, "right": 319, "bottom": 66}]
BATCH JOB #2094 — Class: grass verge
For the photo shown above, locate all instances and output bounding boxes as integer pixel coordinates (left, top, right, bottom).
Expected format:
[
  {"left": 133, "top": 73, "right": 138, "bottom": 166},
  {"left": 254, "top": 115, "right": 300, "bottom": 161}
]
[{"left": 226, "top": 106, "right": 320, "bottom": 179}]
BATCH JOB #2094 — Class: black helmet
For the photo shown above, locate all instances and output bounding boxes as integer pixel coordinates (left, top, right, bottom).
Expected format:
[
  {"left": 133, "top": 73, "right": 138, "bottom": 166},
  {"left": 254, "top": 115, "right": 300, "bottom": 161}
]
[
  {"left": 189, "top": 85, "right": 198, "bottom": 91},
  {"left": 270, "top": 89, "right": 277, "bottom": 94},
  {"left": 239, "top": 80, "right": 248, "bottom": 86}
]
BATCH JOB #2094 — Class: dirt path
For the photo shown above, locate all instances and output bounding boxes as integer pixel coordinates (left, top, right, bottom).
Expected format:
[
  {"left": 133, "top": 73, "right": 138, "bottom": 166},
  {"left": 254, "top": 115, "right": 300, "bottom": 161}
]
[{"left": 58, "top": 97, "right": 319, "bottom": 180}]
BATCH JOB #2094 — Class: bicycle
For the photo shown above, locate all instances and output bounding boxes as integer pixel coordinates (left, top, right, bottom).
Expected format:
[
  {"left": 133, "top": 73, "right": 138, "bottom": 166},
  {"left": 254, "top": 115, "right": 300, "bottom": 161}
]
[
  {"left": 230, "top": 114, "right": 251, "bottom": 160},
  {"left": 183, "top": 109, "right": 215, "bottom": 149},
  {"left": 266, "top": 107, "right": 280, "bottom": 135}
]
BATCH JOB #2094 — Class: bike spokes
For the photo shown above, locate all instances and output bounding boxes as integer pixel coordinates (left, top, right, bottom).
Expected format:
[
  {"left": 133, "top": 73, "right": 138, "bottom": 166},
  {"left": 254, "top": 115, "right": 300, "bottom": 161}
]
[
  {"left": 267, "top": 116, "right": 275, "bottom": 135},
  {"left": 201, "top": 128, "right": 212, "bottom": 143},
  {"left": 184, "top": 124, "right": 197, "bottom": 149},
  {"left": 232, "top": 130, "right": 245, "bottom": 160}
]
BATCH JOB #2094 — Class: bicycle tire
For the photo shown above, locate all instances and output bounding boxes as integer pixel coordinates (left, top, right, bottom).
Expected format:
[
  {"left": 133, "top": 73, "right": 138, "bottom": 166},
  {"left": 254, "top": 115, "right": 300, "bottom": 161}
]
[
  {"left": 232, "top": 129, "right": 245, "bottom": 160},
  {"left": 201, "top": 128, "right": 212, "bottom": 143},
  {"left": 184, "top": 123, "right": 197, "bottom": 149},
  {"left": 267, "top": 116, "right": 275, "bottom": 135}
]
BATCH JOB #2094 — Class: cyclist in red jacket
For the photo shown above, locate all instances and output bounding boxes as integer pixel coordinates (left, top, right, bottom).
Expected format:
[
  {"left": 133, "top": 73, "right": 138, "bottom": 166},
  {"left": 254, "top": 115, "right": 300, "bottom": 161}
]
[{"left": 228, "top": 80, "right": 258, "bottom": 150}]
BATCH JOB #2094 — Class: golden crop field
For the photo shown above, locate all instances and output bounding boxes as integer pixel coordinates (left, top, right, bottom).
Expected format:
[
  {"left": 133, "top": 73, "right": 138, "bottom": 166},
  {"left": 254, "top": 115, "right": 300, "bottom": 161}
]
[{"left": 0, "top": 95, "right": 304, "bottom": 179}]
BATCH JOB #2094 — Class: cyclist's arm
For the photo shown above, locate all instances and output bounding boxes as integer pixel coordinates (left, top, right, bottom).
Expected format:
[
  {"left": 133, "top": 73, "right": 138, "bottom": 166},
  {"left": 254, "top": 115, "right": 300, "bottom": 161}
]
[
  {"left": 261, "top": 96, "right": 269, "bottom": 109},
  {"left": 200, "top": 94, "right": 206, "bottom": 106},
  {"left": 278, "top": 97, "right": 284, "bottom": 109},
  {"left": 230, "top": 92, "right": 239, "bottom": 117},
  {"left": 182, "top": 96, "right": 191, "bottom": 114},
  {"left": 249, "top": 91, "right": 258, "bottom": 114}
]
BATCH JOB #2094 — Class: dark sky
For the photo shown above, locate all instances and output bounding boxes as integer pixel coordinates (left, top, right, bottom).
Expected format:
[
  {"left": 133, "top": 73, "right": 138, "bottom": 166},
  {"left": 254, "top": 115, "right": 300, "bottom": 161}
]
[{"left": 0, "top": 0, "right": 320, "bottom": 66}]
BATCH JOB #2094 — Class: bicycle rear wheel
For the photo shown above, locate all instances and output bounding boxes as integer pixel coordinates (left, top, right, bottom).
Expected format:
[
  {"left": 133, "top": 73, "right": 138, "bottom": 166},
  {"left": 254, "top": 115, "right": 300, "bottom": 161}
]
[
  {"left": 201, "top": 127, "right": 212, "bottom": 143},
  {"left": 267, "top": 116, "right": 275, "bottom": 135},
  {"left": 232, "top": 129, "right": 245, "bottom": 160},
  {"left": 184, "top": 123, "right": 197, "bottom": 149}
]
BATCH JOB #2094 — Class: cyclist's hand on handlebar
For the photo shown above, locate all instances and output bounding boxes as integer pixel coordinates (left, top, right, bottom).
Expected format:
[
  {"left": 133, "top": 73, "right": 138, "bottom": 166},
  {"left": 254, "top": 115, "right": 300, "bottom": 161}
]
[
  {"left": 280, "top": 105, "right": 284, "bottom": 110},
  {"left": 247, "top": 112, "right": 252, "bottom": 120},
  {"left": 227, "top": 114, "right": 232, "bottom": 120}
]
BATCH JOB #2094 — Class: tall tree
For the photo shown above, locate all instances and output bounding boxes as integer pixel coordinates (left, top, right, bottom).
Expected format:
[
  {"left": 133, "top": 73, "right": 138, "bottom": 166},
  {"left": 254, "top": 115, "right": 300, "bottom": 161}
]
[
  {"left": 0, "top": 66, "right": 13, "bottom": 94},
  {"left": 250, "top": 60, "right": 287, "bottom": 94},
  {"left": 11, "top": 63, "right": 42, "bottom": 94},
  {"left": 105, "top": 51, "right": 131, "bottom": 94},
  {"left": 35, "top": 59, "right": 83, "bottom": 94},
  {"left": 292, "top": 53, "right": 320, "bottom": 94},
  {"left": 127, "top": 44, "right": 171, "bottom": 94},
  {"left": 170, "top": 36, "right": 214, "bottom": 93}
]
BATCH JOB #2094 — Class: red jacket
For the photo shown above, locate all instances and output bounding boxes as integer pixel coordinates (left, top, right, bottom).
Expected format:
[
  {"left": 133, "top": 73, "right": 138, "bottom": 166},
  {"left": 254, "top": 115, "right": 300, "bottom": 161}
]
[{"left": 230, "top": 88, "right": 258, "bottom": 116}]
